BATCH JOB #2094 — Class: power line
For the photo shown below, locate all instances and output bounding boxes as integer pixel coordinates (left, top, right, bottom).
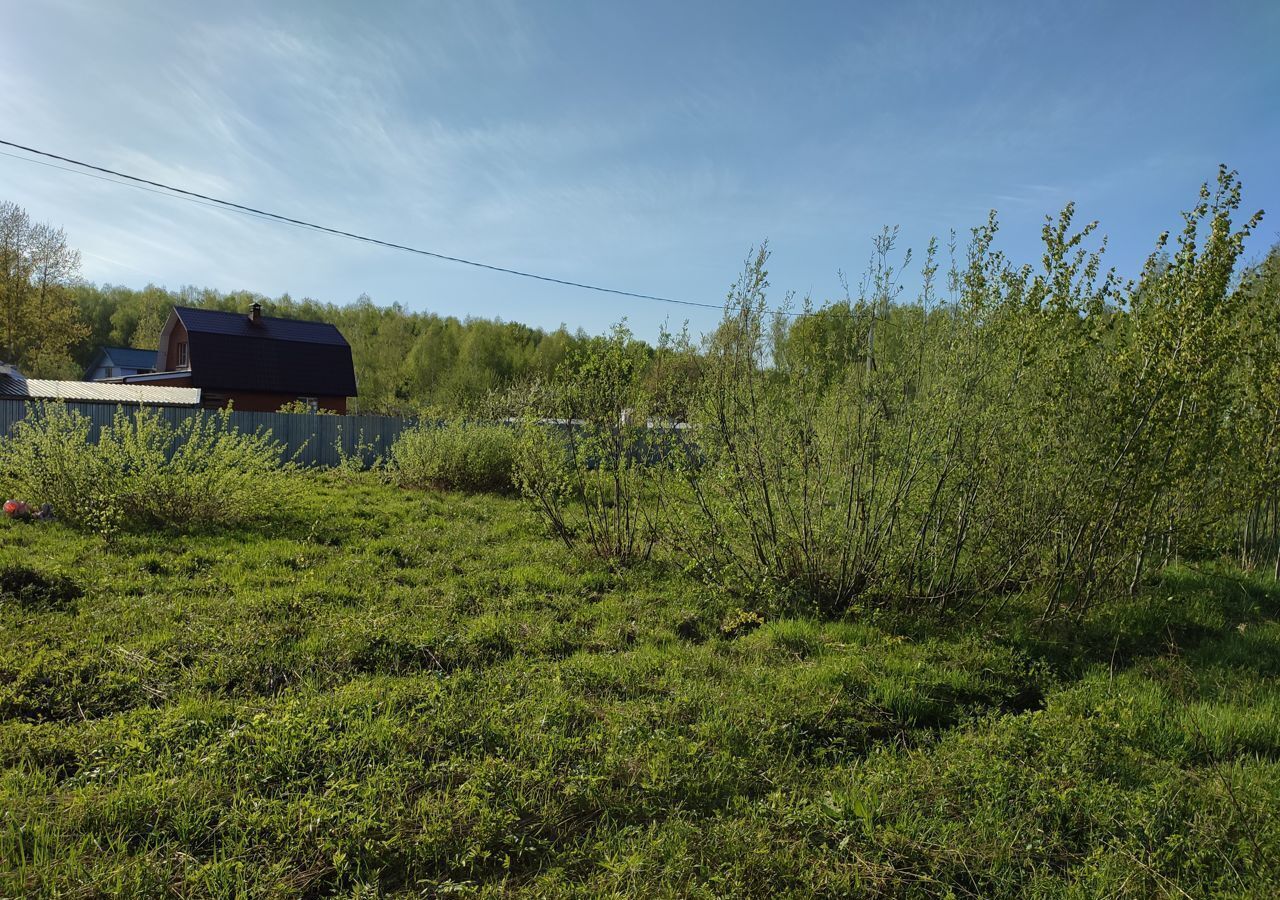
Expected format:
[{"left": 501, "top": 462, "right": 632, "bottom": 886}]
[
  {"left": 0, "top": 149, "right": 287, "bottom": 226},
  {"left": 0, "top": 137, "right": 902, "bottom": 327},
  {"left": 0, "top": 138, "right": 730, "bottom": 312}
]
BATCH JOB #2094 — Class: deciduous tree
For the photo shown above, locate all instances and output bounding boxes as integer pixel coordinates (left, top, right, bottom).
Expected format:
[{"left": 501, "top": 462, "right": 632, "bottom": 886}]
[{"left": 0, "top": 201, "right": 85, "bottom": 375}]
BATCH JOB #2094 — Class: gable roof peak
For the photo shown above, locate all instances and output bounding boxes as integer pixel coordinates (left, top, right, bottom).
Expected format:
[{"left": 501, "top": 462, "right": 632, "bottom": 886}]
[{"left": 172, "top": 306, "right": 349, "bottom": 347}]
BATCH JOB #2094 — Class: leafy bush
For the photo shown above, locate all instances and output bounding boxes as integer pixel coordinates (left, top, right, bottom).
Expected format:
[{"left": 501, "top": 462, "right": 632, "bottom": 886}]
[
  {"left": 276, "top": 399, "right": 337, "bottom": 415},
  {"left": 512, "top": 420, "right": 575, "bottom": 538},
  {"left": 513, "top": 324, "right": 684, "bottom": 564},
  {"left": 0, "top": 402, "right": 286, "bottom": 533},
  {"left": 673, "top": 170, "right": 1267, "bottom": 619},
  {"left": 329, "top": 424, "right": 388, "bottom": 482},
  {"left": 390, "top": 420, "right": 518, "bottom": 493}
]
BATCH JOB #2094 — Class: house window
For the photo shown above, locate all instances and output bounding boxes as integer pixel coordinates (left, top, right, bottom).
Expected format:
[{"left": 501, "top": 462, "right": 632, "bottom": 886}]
[
  {"left": 176, "top": 342, "right": 188, "bottom": 367},
  {"left": 104, "top": 366, "right": 114, "bottom": 378},
  {"left": 299, "top": 396, "right": 319, "bottom": 413}
]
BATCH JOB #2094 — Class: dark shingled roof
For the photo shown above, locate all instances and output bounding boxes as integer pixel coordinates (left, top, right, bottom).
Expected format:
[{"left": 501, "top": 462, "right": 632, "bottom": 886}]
[
  {"left": 98, "top": 347, "right": 158, "bottom": 370},
  {"left": 175, "top": 307, "right": 357, "bottom": 396}
]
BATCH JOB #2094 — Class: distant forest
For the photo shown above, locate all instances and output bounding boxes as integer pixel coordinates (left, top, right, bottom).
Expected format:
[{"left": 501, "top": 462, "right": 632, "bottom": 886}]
[
  {"left": 69, "top": 283, "right": 596, "bottom": 415},
  {"left": 64, "top": 230, "right": 1280, "bottom": 420},
  {"left": 6, "top": 195, "right": 1279, "bottom": 424}
]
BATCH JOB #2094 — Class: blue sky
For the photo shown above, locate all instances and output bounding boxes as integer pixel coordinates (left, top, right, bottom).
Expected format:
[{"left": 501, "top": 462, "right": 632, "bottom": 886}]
[{"left": 2, "top": 0, "right": 1277, "bottom": 339}]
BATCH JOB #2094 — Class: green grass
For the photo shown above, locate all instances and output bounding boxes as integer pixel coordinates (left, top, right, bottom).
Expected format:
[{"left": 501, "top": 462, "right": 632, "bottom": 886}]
[{"left": 2, "top": 475, "right": 1278, "bottom": 897}]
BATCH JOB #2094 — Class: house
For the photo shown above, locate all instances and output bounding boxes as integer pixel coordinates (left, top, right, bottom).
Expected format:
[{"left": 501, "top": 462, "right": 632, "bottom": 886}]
[
  {"left": 84, "top": 346, "right": 157, "bottom": 381},
  {"left": 112, "top": 303, "right": 358, "bottom": 412},
  {"left": 0, "top": 361, "right": 201, "bottom": 406}
]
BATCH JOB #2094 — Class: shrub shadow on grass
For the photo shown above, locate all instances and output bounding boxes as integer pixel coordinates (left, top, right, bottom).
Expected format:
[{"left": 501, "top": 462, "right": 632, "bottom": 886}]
[
  {"left": 988, "top": 564, "right": 1280, "bottom": 678},
  {"left": 0, "top": 565, "right": 82, "bottom": 612}
]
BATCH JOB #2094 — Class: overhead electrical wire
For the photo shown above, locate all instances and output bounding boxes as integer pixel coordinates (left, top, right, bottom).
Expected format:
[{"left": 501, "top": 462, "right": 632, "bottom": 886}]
[
  {"left": 0, "top": 138, "right": 732, "bottom": 312},
  {"left": 0, "top": 137, "right": 904, "bottom": 326},
  {"left": 0, "top": 149, "right": 288, "bottom": 226}
]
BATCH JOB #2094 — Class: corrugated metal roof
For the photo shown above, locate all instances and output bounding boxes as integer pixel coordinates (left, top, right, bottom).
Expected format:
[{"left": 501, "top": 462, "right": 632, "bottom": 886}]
[{"left": 0, "top": 377, "right": 201, "bottom": 406}]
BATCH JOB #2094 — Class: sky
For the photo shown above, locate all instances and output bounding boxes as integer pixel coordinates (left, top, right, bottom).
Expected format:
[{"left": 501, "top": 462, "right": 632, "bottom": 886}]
[{"left": 2, "top": 0, "right": 1278, "bottom": 340}]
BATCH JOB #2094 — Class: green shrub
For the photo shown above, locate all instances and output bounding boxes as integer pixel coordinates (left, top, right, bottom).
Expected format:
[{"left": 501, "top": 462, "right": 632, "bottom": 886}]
[
  {"left": 0, "top": 402, "right": 286, "bottom": 533},
  {"left": 513, "top": 324, "right": 681, "bottom": 564},
  {"left": 675, "top": 171, "right": 1267, "bottom": 620},
  {"left": 390, "top": 421, "right": 518, "bottom": 493},
  {"left": 275, "top": 400, "right": 337, "bottom": 415},
  {"left": 512, "top": 421, "right": 575, "bottom": 540},
  {"left": 329, "top": 424, "right": 388, "bottom": 482}
]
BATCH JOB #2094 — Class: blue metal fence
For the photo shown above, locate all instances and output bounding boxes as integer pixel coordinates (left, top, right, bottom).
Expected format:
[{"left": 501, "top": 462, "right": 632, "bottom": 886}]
[{"left": 0, "top": 400, "right": 415, "bottom": 467}]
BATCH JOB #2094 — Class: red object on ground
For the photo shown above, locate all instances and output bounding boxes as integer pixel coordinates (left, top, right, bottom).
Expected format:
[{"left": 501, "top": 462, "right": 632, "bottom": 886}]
[{"left": 3, "top": 500, "right": 29, "bottom": 519}]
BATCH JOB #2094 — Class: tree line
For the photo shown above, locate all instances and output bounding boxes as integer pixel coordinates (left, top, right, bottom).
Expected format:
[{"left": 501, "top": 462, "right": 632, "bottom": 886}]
[
  {"left": 69, "top": 282, "right": 594, "bottom": 413},
  {"left": 1, "top": 195, "right": 601, "bottom": 413}
]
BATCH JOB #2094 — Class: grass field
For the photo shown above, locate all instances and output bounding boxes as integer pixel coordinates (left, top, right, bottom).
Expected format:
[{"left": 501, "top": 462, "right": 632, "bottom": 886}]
[{"left": 2, "top": 474, "right": 1279, "bottom": 897}]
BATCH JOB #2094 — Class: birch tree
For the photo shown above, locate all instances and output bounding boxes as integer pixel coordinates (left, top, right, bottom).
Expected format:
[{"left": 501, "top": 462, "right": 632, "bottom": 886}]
[{"left": 0, "top": 201, "right": 85, "bottom": 376}]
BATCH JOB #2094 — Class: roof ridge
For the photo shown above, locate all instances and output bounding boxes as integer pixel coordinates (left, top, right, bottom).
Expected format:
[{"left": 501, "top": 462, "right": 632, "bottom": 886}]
[{"left": 175, "top": 305, "right": 339, "bottom": 324}]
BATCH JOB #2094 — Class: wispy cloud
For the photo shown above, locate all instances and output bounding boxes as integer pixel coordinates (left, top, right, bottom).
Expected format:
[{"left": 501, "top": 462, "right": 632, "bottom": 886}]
[{"left": 1, "top": 0, "right": 1276, "bottom": 336}]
